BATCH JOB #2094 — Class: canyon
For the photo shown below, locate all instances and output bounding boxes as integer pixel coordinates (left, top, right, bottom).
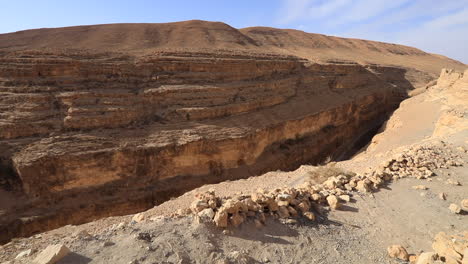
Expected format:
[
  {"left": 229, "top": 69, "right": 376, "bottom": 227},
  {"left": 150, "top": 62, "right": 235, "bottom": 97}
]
[{"left": 0, "top": 20, "right": 466, "bottom": 246}]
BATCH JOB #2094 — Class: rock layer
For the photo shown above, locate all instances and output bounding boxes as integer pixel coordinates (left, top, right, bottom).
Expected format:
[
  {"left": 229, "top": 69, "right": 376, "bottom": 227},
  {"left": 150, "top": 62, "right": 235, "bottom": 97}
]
[{"left": 0, "top": 48, "right": 407, "bottom": 243}]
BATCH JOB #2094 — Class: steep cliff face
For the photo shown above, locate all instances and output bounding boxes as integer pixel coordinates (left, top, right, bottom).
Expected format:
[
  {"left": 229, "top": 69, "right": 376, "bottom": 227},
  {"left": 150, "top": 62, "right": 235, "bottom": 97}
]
[{"left": 0, "top": 49, "right": 406, "bottom": 243}]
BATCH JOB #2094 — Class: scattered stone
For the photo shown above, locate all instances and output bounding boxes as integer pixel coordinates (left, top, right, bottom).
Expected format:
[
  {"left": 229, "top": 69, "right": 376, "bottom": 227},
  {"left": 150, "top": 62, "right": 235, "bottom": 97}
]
[
  {"left": 303, "top": 212, "right": 316, "bottom": 221},
  {"left": 338, "top": 194, "right": 350, "bottom": 202},
  {"left": 447, "top": 179, "right": 461, "bottom": 186},
  {"left": 461, "top": 199, "right": 468, "bottom": 210},
  {"left": 33, "top": 244, "right": 70, "bottom": 264},
  {"left": 387, "top": 245, "right": 409, "bottom": 261},
  {"left": 439, "top": 193, "right": 447, "bottom": 200},
  {"left": 449, "top": 204, "right": 461, "bottom": 214},
  {"left": 326, "top": 195, "right": 340, "bottom": 210},
  {"left": 135, "top": 232, "right": 152, "bottom": 242},
  {"left": 132, "top": 213, "right": 145, "bottom": 223},
  {"left": 278, "top": 206, "right": 290, "bottom": 218},
  {"left": 103, "top": 241, "right": 115, "bottom": 247},
  {"left": 412, "top": 185, "right": 428, "bottom": 190},
  {"left": 15, "top": 249, "right": 32, "bottom": 259}
]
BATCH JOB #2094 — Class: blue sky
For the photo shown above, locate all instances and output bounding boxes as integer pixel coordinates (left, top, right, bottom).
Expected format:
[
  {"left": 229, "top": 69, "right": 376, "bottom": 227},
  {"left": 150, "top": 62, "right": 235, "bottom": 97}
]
[{"left": 1, "top": 0, "right": 467, "bottom": 63}]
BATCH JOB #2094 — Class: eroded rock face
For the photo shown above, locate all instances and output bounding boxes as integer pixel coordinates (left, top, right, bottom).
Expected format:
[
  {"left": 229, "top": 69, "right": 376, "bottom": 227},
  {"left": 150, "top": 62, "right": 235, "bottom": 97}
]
[{"left": 0, "top": 49, "right": 406, "bottom": 243}]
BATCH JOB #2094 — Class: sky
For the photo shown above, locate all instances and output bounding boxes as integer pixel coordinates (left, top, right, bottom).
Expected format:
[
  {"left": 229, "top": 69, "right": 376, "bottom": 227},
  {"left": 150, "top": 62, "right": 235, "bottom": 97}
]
[{"left": 1, "top": 0, "right": 467, "bottom": 63}]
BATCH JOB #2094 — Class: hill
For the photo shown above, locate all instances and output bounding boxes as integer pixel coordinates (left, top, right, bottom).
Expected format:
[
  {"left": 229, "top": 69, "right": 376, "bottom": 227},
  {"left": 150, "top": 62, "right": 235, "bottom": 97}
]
[{"left": 0, "top": 20, "right": 465, "bottom": 79}]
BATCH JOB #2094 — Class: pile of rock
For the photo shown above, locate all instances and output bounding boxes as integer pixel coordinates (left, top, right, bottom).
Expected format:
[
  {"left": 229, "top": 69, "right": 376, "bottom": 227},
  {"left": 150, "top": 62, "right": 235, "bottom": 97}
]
[
  {"left": 372, "top": 142, "right": 464, "bottom": 180},
  {"left": 187, "top": 142, "right": 464, "bottom": 229},
  {"left": 388, "top": 231, "right": 468, "bottom": 264}
]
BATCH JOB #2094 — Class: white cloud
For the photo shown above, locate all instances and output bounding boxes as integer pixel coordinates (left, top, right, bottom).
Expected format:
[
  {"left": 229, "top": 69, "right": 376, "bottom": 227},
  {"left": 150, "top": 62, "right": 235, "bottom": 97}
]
[{"left": 277, "top": 0, "right": 468, "bottom": 63}]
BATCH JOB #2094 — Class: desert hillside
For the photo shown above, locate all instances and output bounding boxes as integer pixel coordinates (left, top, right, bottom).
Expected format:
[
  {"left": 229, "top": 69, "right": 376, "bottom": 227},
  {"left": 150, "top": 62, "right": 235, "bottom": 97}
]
[
  {"left": 0, "top": 20, "right": 465, "bottom": 78},
  {"left": 0, "top": 19, "right": 467, "bottom": 264}
]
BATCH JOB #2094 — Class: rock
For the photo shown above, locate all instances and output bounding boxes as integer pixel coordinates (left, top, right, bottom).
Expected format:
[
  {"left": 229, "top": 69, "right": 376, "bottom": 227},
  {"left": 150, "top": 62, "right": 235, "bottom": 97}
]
[
  {"left": 267, "top": 200, "right": 279, "bottom": 212},
  {"left": 277, "top": 206, "right": 290, "bottom": 218},
  {"left": 132, "top": 213, "right": 145, "bottom": 223},
  {"left": 229, "top": 213, "right": 244, "bottom": 227},
  {"left": 356, "top": 180, "right": 370, "bottom": 193},
  {"left": 432, "top": 232, "right": 463, "bottom": 264},
  {"left": 214, "top": 211, "right": 228, "bottom": 228},
  {"left": 461, "top": 199, "right": 468, "bottom": 210},
  {"left": 326, "top": 195, "right": 340, "bottom": 210},
  {"left": 449, "top": 204, "right": 461, "bottom": 214},
  {"left": 311, "top": 193, "right": 322, "bottom": 201},
  {"left": 297, "top": 201, "right": 310, "bottom": 213},
  {"left": 387, "top": 245, "right": 409, "bottom": 261},
  {"left": 103, "top": 241, "right": 115, "bottom": 247},
  {"left": 338, "top": 194, "right": 350, "bottom": 202},
  {"left": 439, "top": 193, "right": 447, "bottom": 200},
  {"left": 303, "top": 212, "right": 316, "bottom": 221},
  {"left": 136, "top": 232, "right": 152, "bottom": 242},
  {"left": 412, "top": 185, "right": 428, "bottom": 190},
  {"left": 190, "top": 200, "right": 209, "bottom": 213},
  {"left": 198, "top": 208, "right": 215, "bottom": 221},
  {"left": 409, "top": 255, "right": 417, "bottom": 263},
  {"left": 254, "top": 219, "right": 263, "bottom": 228},
  {"left": 287, "top": 206, "right": 298, "bottom": 217},
  {"left": 15, "top": 249, "right": 32, "bottom": 259},
  {"left": 447, "top": 179, "right": 461, "bottom": 186},
  {"left": 462, "top": 248, "right": 468, "bottom": 264},
  {"left": 415, "top": 252, "right": 438, "bottom": 264},
  {"left": 33, "top": 244, "right": 70, "bottom": 264}
]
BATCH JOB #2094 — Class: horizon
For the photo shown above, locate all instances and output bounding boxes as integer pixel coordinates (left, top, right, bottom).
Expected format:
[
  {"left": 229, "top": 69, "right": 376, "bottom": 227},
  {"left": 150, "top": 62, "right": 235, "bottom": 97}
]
[{"left": 1, "top": 0, "right": 467, "bottom": 63}]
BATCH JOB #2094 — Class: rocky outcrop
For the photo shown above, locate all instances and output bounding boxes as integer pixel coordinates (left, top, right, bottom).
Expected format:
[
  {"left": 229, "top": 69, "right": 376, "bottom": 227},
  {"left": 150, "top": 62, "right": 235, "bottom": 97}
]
[{"left": 0, "top": 49, "right": 407, "bottom": 243}]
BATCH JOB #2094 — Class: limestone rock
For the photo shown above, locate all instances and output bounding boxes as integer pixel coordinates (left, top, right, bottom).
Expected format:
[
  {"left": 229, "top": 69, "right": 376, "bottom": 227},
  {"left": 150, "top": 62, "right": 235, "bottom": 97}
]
[
  {"left": 326, "top": 195, "right": 340, "bottom": 210},
  {"left": 461, "top": 199, "right": 468, "bottom": 210},
  {"left": 387, "top": 245, "right": 409, "bottom": 261},
  {"left": 214, "top": 211, "right": 228, "bottom": 228},
  {"left": 229, "top": 213, "right": 244, "bottom": 227},
  {"left": 439, "top": 193, "right": 447, "bottom": 200},
  {"left": 34, "top": 244, "right": 70, "bottom": 264},
  {"left": 198, "top": 208, "right": 215, "bottom": 221},
  {"left": 303, "top": 212, "right": 316, "bottom": 221},
  {"left": 132, "top": 213, "right": 145, "bottom": 223},
  {"left": 278, "top": 206, "right": 290, "bottom": 219},
  {"left": 15, "top": 249, "right": 32, "bottom": 259},
  {"left": 449, "top": 204, "right": 461, "bottom": 214},
  {"left": 190, "top": 200, "right": 209, "bottom": 213},
  {"left": 432, "top": 232, "right": 463, "bottom": 264},
  {"left": 356, "top": 180, "right": 370, "bottom": 193},
  {"left": 415, "top": 252, "right": 438, "bottom": 264},
  {"left": 339, "top": 194, "right": 350, "bottom": 202}
]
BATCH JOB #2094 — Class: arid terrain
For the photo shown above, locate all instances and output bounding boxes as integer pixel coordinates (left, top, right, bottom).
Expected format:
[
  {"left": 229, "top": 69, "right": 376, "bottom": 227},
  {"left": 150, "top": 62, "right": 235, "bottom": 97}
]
[{"left": 0, "top": 20, "right": 467, "bottom": 264}]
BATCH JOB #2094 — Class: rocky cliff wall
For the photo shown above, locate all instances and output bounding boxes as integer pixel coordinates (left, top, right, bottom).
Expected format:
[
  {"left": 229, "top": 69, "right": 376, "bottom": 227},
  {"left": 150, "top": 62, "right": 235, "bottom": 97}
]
[{"left": 0, "top": 50, "right": 406, "bottom": 243}]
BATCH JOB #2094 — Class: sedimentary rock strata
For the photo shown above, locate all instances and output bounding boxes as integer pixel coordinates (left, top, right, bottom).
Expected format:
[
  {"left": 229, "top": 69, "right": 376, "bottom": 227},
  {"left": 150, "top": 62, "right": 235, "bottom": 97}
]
[{"left": 0, "top": 48, "right": 411, "bottom": 243}]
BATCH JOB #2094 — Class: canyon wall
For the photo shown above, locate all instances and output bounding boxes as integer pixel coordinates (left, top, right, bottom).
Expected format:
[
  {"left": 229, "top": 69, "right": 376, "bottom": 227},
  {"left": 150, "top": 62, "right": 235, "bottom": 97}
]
[{"left": 0, "top": 50, "right": 406, "bottom": 243}]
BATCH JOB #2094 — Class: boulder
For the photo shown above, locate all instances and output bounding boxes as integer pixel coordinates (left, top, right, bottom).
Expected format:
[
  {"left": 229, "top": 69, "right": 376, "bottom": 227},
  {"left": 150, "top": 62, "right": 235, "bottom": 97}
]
[
  {"left": 34, "top": 244, "right": 70, "bottom": 264},
  {"left": 278, "top": 206, "right": 290, "bottom": 219},
  {"left": 229, "top": 213, "right": 244, "bottom": 227}
]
